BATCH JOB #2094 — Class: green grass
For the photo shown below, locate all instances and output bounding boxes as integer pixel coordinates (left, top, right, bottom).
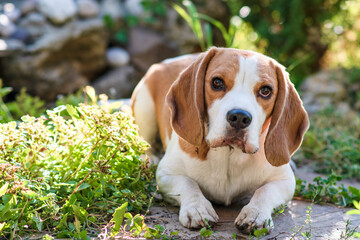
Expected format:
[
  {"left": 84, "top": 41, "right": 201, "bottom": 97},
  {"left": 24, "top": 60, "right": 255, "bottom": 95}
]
[{"left": 294, "top": 108, "right": 360, "bottom": 180}]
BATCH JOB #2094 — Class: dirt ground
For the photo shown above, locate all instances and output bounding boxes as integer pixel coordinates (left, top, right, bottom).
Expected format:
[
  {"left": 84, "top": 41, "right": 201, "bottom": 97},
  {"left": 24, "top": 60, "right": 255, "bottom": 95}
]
[{"left": 144, "top": 167, "right": 360, "bottom": 240}]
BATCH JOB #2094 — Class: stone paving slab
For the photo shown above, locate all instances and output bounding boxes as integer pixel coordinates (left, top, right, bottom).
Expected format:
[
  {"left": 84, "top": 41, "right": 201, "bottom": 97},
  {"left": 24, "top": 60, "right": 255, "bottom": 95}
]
[
  {"left": 144, "top": 168, "right": 360, "bottom": 240},
  {"left": 146, "top": 200, "right": 360, "bottom": 239}
]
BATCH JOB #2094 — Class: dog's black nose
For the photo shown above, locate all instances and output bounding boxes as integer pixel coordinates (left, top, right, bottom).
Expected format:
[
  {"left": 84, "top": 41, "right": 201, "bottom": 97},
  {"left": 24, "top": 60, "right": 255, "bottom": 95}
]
[{"left": 226, "top": 109, "right": 252, "bottom": 129}]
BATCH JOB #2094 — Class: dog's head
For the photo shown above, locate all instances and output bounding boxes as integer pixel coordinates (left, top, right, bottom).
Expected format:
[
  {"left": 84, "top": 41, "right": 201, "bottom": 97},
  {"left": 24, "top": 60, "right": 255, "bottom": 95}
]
[{"left": 166, "top": 47, "right": 309, "bottom": 166}]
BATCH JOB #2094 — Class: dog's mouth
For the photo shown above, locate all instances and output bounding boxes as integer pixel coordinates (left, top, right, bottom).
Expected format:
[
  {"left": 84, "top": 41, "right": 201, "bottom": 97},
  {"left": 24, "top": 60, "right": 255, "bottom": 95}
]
[{"left": 209, "top": 131, "right": 259, "bottom": 154}]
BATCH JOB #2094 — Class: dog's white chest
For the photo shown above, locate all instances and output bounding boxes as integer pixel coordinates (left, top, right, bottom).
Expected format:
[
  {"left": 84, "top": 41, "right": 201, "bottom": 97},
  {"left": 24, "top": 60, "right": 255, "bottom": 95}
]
[{"left": 183, "top": 147, "right": 270, "bottom": 205}]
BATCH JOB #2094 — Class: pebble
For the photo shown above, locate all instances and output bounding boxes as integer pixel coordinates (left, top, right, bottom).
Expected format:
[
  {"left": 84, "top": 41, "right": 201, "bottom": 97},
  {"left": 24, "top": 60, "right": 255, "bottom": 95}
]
[
  {"left": 37, "top": 0, "right": 77, "bottom": 24},
  {"left": 106, "top": 47, "right": 130, "bottom": 67},
  {"left": 0, "top": 14, "right": 17, "bottom": 37},
  {"left": 20, "top": 0, "right": 37, "bottom": 16},
  {"left": 77, "top": 0, "right": 100, "bottom": 18}
]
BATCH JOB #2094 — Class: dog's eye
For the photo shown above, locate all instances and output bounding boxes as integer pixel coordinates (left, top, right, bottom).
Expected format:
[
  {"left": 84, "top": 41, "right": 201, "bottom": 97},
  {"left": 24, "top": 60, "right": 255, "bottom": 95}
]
[
  {"left": 211, "top": 77, "right": 225, "bottom": 91},
  {"left": 258, "top": 86, "right": 272, "bottom": 99}
]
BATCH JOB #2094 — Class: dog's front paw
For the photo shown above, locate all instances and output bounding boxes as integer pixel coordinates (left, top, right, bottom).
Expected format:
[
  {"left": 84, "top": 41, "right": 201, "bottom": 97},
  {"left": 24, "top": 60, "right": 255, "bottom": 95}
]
[
  {"left": 179, "top": 197, "right": 219, "bottom": 229},
  {"left": 234, "top": 205, "right": 273, "bottom": 234}
]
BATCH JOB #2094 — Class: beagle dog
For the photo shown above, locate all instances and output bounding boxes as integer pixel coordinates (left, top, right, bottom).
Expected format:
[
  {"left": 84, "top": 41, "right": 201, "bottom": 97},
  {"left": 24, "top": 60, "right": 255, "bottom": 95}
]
[{"left": 131, "top": 47, "right": 309, "bottom": 233}]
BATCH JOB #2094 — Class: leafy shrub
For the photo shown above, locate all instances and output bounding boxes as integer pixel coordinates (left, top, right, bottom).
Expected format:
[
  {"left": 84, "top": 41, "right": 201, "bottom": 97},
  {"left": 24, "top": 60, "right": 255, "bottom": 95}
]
[
  {"left": 0, "top": 80, "right": 45, "bottom": 123},
  {"left": 294, "top": 108, "right": 360, "bottom": 180},
  {"left": 0, "top": 103, "right": 153, "bottom": 238},
  {"left": 295, "top": 173, "right": 360, "bottom": 207}
]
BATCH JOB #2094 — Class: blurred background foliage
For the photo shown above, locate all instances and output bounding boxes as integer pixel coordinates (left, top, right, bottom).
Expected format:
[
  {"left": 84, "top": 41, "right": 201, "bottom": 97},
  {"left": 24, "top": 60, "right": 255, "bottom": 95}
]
[{"left": 182, "top": 0, "right": 360, "bottom": 86}]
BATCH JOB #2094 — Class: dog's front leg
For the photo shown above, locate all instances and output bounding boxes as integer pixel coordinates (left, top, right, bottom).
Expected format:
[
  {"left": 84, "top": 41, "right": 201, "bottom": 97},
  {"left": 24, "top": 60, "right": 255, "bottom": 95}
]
[
  {"left": 235, "top": 176, "right": 295, "bottom": 234},
  {"left": 157, "top": 173, "right": 219, "bottom": 228}
]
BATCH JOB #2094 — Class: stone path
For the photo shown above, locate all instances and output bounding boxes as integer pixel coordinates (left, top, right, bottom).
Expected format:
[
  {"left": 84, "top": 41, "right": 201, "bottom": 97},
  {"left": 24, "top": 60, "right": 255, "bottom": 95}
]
[{"left": 144, "top": 168, "right": 360, "bottom": 239}]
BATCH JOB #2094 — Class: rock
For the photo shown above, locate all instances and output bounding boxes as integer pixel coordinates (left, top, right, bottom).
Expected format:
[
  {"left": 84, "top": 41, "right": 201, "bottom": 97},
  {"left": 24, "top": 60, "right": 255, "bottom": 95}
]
[
  {"left": 100, "top": 0, "right": 124, "bottom": 19},
  {"left": 106, "top": 47, "right": 130, "bottom": 67},
  {"left": 0, "top": 18, "right": 107, "bottom": 101},
  {"left": 18, "top": 13, "right": 48, "bottom": 39},
  {"left": 4, "top": 3, "right": 21, "bottom": 22},
  {"left": 37, "top": 0, "right": 77, "bottom": 24},
  {"left": 92, "top": 66, "right": 136, "bottom": 99},
  {"left": 20, "top": 0, "right": 37, "bottom": 16},
  {"left": 77, "top": 0, "right": 100, "bottom": 18},
  {"left": 127, "top": 27, "right": 178, "bottom": 72},
  {"left": 0, "top": 14, "right": 17, "bottom": 37},
  {"left": 0, "top": 39, "right": 25, "bottom": 57},
  {"left": 124, "top": 0, "right": 143, "bottom": 16},
  {"left": 9, "top": 28, "right": 32, "bottom": 43},
  {"left": 301, "top": 70, "right": 348, "bottom": 114},
  {"left": 162, "top": 9, "right": 201, "bottom": 54}
]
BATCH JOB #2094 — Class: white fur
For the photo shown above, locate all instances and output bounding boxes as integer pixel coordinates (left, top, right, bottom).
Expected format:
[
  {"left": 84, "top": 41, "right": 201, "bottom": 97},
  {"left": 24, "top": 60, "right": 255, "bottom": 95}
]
[
  {"left": 206, "top": 55, "right": 265, "bottom": 152},
  {"left": 136, "top": 53, "right": 296, "bottom": 232},
  {"left": 133, "top": 80, "right": 160, "bottom": 165}
]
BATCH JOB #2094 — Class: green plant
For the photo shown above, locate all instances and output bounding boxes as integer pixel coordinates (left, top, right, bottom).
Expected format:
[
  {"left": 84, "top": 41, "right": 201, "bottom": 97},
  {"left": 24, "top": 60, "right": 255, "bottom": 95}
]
[
  {"left": 0, "top": 99, "right": 154, "bottom": 238},
  {"left": 173, "top": 0, "right": 260, "bottom": 51},
  {"left": 294, "top": 108, "right": 360, "bottom": 180},
  {"left": 173, "top": 0, "right": 211, "bottom": 51},
  {"left": 0, "top": 80, "right": 45, "bottom": 123},
  {"left": 295, "top": 173, "right": 360, "bottom": 207},
  {"left": 106, "top": 202, "right": 179, "bottom": 239},
  {"left": 344, "top": 201, "right": 360, "bottom": 239},
  {"left": 290, "top": 205, "right": 313, "bottom": 240}
]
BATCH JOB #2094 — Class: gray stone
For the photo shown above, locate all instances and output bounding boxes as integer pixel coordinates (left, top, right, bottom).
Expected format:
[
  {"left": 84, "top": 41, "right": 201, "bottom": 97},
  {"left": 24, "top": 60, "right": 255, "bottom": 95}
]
[
  {"left": 143, "top": 166, "right": 360, "bottom": 239},
  {"left": 124, "top": 0, "right": 143, "bottom": 16},
  {"left": 301, "top": 70, "right": 348, "bottom": 114},
  {"left": 18, "top": 12, "right": 48, "bottom": 39},
  {"left": 77, "top": 0, "right": 100, "bottom": 19},
  {"left": 92, "top": 66, "right": 136, "bottom": 99},
  {"left": 0, "top": 18, "right": 107, "bottom": 101},
  {"left": 37, "top": 0, "right": 77, "bottom": 24},
  {"left": 0, "top": 39, "right": 24, "bottom": 57},
  {"left": 127, "top": 26, "right": 178, "bottom": 72},
  {"left": 0, "top": 15, "right": 17, "bottom": 37},
  {"left": 4, "top": 3, "right": 21, "bottom": 22},
  {"left": 100, "top": 0, "right": 124, "bottom": 19},
  {"left": 144, "top": 201, "right": 360, "bottom": 239},
  {"left": 106, "top": 47, "right": 130, "bottom": 67},
  {"left": 20, "top": 0, "right": 37, "bottom": 15}
]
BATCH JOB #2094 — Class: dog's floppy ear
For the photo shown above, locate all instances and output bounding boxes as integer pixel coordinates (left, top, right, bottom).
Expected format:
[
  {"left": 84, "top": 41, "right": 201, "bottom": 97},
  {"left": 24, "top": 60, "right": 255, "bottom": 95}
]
[
  {"left": 264, "top": 64, "right": 309, "bottom": 166},
  {"left": 166, "top": 47, "right": 217, "bottom": 146}
]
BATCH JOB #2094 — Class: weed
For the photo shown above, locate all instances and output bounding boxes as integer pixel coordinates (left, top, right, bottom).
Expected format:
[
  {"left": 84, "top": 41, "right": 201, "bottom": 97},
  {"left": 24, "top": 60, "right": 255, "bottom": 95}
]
[
  {"left": 273, "top": 204, "right": 287, "bottom": 219},
  {"left": 173, "top": 0, "right": 260, "bottom": 51},
  {"left": 295, "top": 173, "right": 360, "bottom": 207},
  {"left": 294, "top": 108, "right": 360, "bottom": 180},
  {"left": 0, "top": 99, "right": 154, "bottom": 238},
  {"left": 345, "top": 201, "right": 360, "bottom": 238},
  {"left": 0, "top": 80, "right": 45, "bottom": 123},
  {"left": 99, "top": 202, "right": 178, "bottom": 239}
]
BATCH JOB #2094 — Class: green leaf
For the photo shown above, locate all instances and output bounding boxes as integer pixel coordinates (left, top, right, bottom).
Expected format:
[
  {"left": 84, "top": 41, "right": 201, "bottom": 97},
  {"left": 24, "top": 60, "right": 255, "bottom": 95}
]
[
  {"left": 66, "top": 105, "right": 80, "bottom": 119},
  {"left": 85, "top": 86, "right": 97, "bottom": 104},
  {"left": 0, "top": 86, "right": 12, "bottom": 98},
  {"left": 111, "top": 202, "right": 128, "bottom": 235},
  {"left": 200, "top": 227, "right": 212, "bottom": 237},
  {"left": 72, "top": 205, "right": 88, "bottom": 221},
  {"left": 0, "top": 182, "right": 9, "bottom": 197},
  {"left": 346, "top": 209, "right": 360, "bottom": 215},
  {"left": 42, "top": 234, "right": 54, "bottom": 240},
  {"left": 33, "top": 212, "right": 43, "bottom": 231},
  {"left": 0, "top": 222, "right": 5, "bottom": 232},
  {"left": 74, "top": 216, "right": 81, "bottom": 235},
  {"left": 76, "top": 183, "right": 91, "bottom": 192},
  {"left": 253, "top": 228, "right": 268, "bottom": 237}
]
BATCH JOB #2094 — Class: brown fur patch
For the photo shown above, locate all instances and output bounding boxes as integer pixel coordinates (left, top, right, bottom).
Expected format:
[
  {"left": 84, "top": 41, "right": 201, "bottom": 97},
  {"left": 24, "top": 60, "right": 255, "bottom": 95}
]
[
  {"left": 264, "top": 65, "right": 309, "bottom": 166},
  {"left": 179, "top": 137, "right": 210, "bottom": 160},
  {"left": 143, "top": 56, "right": 197, "bottom": 148},
  {"left": 204, "top": 49, "right": 240, "bottom": 109}
]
